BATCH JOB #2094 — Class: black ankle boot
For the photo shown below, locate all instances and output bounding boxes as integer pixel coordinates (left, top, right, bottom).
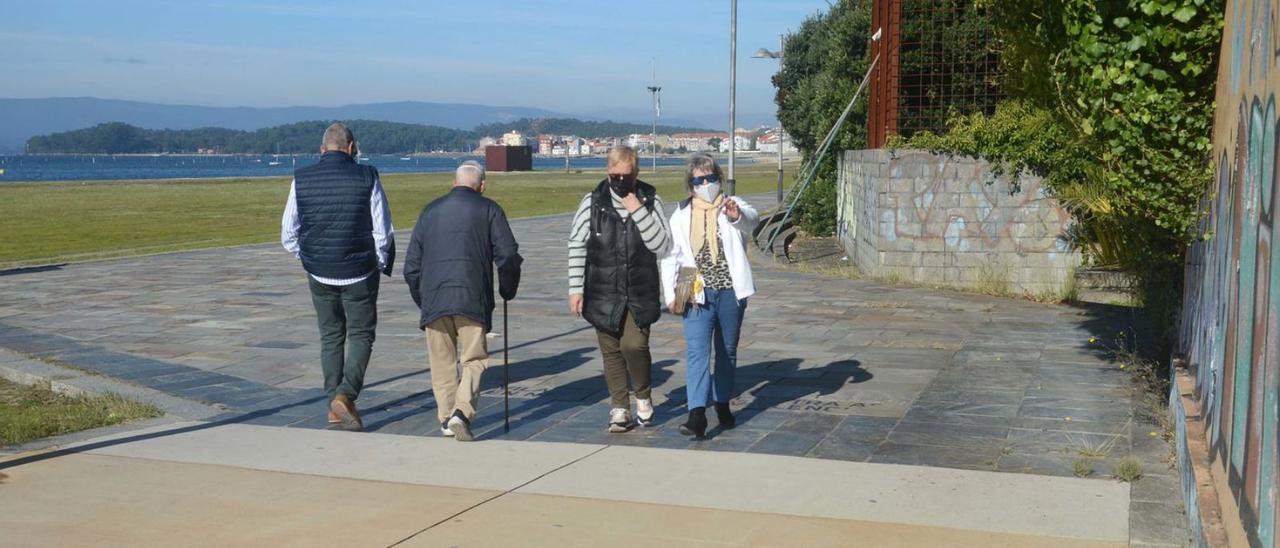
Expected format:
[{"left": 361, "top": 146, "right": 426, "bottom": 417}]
[
  {"left": 679, "top": 407, "right": 708, "bottom": 438},
  {"left": 714, "top": 402, "right": 736, "bottom": 430}
]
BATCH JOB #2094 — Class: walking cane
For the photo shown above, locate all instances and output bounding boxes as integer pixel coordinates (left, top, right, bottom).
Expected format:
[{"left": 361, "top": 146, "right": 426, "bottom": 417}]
[{"left": 503, "top": 299, "right": 510, "bottom": 433}]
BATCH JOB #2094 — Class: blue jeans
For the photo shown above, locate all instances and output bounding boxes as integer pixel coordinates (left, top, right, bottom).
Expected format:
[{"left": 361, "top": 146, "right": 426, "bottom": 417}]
[{"left": 682, "top": 288, "right": 747, "bottom": 409}]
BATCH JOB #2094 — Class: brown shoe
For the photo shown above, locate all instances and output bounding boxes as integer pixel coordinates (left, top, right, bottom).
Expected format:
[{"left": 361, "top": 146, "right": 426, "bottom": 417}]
[
  {"left": 330, "top": 395, "right": 364, "bottom": 432},
  {"left": 327, "top": 409, "right": 340, "bottom": 425}
]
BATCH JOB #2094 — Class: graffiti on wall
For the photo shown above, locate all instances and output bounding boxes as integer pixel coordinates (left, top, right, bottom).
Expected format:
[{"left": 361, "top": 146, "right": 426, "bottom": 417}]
[
  {"left": 837, "top": 150, "right": 1076, "bottom": 294},
  {"left": 1181, "top": 1, "right": 1280, "bottom": 544}
]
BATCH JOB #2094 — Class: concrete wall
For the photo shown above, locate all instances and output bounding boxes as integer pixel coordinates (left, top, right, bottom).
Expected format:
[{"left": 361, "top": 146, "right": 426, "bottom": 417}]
[
  {"left": 836, "top": 149, "right": 1078, "bottom": 296},
  {"left": 1176, "top": 1, "right": 1280, "bottom": 545}
]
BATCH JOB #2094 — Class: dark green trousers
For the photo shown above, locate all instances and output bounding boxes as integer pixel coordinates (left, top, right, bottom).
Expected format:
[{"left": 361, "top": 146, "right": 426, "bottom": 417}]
[{"left": 308, "top": 274, "right": 379, "bottom": 401}]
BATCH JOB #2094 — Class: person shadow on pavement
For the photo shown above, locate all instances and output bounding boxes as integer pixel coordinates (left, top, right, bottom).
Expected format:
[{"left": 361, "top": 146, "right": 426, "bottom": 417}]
[
  {"left": 361, "top": 346, "right": 597, "bottom": 433},
  {"left": 660, "top": 357, "right": 873, "bottom": 437},
  {"left": 469, "top": 354, "right": 677, "bottom": 440}
]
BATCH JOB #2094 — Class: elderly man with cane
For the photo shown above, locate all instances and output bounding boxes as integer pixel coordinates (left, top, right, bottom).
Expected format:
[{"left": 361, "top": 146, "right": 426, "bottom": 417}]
[{"left": 404, "top": 161, "right": 521, "bottom": 441}]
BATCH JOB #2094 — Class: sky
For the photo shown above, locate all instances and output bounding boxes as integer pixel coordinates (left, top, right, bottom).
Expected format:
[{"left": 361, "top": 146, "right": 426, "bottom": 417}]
[{"left": 0, "top": 0, "right": 834, "bottom": 129}]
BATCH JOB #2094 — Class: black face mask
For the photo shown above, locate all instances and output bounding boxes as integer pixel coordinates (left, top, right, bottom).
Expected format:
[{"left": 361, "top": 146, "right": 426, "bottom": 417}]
[{"left": 608, "top": 175, "right": 635, "bottom": 197}]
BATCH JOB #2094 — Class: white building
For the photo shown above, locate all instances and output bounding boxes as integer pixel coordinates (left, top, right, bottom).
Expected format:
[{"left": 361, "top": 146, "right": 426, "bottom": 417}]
[
  {"left": 757, "top": 132, "right": 798, "bottom": 154},
  {"left": 501, "top": 131, "right": 528, "bottom": 147},
  {"left": 626, "top": 134, "right": 651, "bottom": 149},
  {"left": 670, "top": 132, "right": 728, "bottom": 152},
  {"left": 719, "top": 130, "right": 755, "bottom": 152},
  {"left": 476, "top": 136, "right": 498, "bottom": 152}
]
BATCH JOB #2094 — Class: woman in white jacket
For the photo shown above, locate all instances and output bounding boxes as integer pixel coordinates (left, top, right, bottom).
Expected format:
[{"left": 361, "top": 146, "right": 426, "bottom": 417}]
[{"left": 661, "top": 154, "right": 759, "bottom": 438}]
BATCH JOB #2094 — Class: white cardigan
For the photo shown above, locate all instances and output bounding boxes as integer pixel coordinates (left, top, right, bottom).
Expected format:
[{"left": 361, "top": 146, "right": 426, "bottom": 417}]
[{"left": 660, "top": 196, "right": 759, "bottom": 306}]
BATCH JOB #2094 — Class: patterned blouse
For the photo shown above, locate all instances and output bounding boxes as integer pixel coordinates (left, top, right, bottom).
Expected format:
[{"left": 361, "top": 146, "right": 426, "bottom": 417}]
[{"left": 696, "top": 238, "right": 733, "bottom": 290}]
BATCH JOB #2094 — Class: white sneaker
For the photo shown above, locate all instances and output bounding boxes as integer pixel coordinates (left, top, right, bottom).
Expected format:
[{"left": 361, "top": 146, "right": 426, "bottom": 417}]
[
  {"left": 448, "top": 411, "right": 474, "bottom": 442},
  {"left": 608, "top": 407, "right": 633, "bottom": 433},
  {"left": 441, "top": 420, "right": 454, "bottom": 437},
  {"left": 635, "top": 398, "right": 655, "bottom": 427}
]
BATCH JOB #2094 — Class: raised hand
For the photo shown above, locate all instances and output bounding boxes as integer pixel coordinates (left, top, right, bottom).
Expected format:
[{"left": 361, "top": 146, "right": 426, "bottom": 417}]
[
  {"left": 723, "top": 198, "right": 741, "bottom": 222},
  {"left": 621, "top": 193, "right": 643, "bottom": 213}
]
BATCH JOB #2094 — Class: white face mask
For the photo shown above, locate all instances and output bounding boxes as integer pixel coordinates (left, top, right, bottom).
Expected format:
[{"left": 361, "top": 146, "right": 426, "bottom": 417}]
[{"left": 694, "top": 182, "right": 722, "bottom": 203}]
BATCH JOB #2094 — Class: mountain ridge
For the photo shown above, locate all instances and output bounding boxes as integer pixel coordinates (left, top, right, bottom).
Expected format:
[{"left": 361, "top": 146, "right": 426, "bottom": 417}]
[{"left": 0, "top": 97, "right": 711, "bottom": 154}]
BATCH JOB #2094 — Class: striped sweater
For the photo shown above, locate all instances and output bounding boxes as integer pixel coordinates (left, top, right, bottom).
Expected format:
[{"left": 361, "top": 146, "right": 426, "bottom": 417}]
[{"left": 568, "top": 190, "right": 670, "bottom": 295}]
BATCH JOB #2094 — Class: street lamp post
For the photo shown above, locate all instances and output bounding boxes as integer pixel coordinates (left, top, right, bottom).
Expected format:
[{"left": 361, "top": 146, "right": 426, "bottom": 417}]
[
  {"left": 753, "top": 34, "right": 786, "bottom": 204},
  {"left": 728, "top": 0, "right": 737, "bottom": 196},
  {"left": 648, "top": 59, "right": 661, "bottom": 174}
]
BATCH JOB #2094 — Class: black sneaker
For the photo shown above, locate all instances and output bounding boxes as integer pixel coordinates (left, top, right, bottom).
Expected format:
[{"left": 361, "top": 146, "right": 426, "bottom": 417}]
[
  {"left": 447, "top": 410, "right": 473, "bottom": 442},
  {"left": 714, "top": 402, "right": 736, "bottom": 430},
  {"left": 679, "top": 407, "right": 708, "bottom": 439}
]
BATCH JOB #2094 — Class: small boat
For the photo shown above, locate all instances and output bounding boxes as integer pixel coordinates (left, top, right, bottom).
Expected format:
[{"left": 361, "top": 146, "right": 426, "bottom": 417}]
[{"left": 400, "top": 156, "right": 411, "bottom": 161}]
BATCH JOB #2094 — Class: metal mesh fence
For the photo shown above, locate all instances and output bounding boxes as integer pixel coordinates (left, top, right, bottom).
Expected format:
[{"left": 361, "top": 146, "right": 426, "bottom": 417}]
[{"left": 870, "top": 0, "right": 1001, "bottom": 144}]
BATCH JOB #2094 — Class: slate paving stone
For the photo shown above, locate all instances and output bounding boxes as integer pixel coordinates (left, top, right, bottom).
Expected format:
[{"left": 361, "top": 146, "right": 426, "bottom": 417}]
[
  {"left": 1017, "top": 403, "right": 1133, "bottom": 423},
  {"left": 887, "top": 421, "right": 1010, "bottom": 449},
  {"left": 776, "top": 413, "right": 843, "bottom": 435},
  {"left": 748, "top": 431, "right": 825, "bottom": 457},
  {"left": 900, "top": 408, "right": 1015, "bottom": 427},
  {"left": 807, "top": 435, "right": 879, "bottom": 462},
  {"left": 215, "top": 411, "right": 308, "bottom": 428}
]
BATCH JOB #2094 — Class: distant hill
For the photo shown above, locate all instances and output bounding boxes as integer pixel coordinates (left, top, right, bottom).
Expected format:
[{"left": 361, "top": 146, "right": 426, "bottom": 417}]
[
  {"left": 0, "top": 97, "right": 716, "bottom": 154},
  {"left": 27, "top": 121, "right": 475, "bottom": 154},
  {"left": 0, "top": 97, "right": 566, "bottom": 154},
  {"left": 24, "top": 116, "right": 720, "bottom": 154}
]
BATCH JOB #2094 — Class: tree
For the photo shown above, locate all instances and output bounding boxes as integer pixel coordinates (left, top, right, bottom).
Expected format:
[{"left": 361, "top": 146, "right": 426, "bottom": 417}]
[{"left": 773, "top": 1, "right": 872, "bottom": 235}]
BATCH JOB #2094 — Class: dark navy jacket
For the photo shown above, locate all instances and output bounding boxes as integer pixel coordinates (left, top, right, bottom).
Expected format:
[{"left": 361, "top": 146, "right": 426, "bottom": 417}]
[
  {"left": 294, "top": 151, "right": 394, "bottom": 279},
  {"left": 403, "top": 186, "right": 522, "bottom": 331}
]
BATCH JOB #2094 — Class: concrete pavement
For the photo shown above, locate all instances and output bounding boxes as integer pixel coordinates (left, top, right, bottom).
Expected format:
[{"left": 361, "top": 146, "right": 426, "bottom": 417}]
[{"left": 0, "top": 423, "right": 1127, "bottom": 547}]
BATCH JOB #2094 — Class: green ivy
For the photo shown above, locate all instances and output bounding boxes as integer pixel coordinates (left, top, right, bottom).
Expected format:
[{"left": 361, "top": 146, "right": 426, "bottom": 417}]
[
  {"left": 981, "top": 0, "right": 1222, "bottom": 250},
  {"left": 918, "top": 0, "right": 1223, "bottom": 349}
]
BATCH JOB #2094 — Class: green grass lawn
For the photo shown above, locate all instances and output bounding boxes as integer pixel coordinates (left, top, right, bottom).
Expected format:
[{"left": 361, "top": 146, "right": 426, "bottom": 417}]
[
  {"left": 0, "top": 163, "right": 790, "bottom": 269},
  {"left": 0, "top": 377, "right": 163, "bottom": 446}
]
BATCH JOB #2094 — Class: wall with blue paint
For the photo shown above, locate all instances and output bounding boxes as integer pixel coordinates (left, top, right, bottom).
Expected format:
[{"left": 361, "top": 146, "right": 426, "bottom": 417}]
[
  {"left": 837, "top": 149, "right": 1078, "bottom": 295},
  {"left": 1180, "top": 1, "right": 1279, "bottom": 545}
]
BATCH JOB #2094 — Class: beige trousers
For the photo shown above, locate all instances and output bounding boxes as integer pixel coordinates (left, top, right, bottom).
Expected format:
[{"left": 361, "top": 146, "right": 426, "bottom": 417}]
[{"left": 426, "top": 315, "right": 488, "bottom": 423}]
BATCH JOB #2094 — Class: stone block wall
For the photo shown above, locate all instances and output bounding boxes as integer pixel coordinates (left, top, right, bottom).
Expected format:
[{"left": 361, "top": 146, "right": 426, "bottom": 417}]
[{"left": 837, "top": 149, "right": 1079, "bottom": 296}]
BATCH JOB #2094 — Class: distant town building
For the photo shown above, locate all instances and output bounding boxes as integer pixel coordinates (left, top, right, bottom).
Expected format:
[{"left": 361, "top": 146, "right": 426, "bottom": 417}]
[
  {"left": 626, "top": 134, "right": 653, "bottom": 150},
  {"left": 757, "top": 132, "right": 798, "bottom": 154},
  {"left": 670, "top": 132, "right": 729, "bottom": 152},
  {"left": 719, "top": 130, "right": 757, "bottom": 152},
  {"left": 501, "top": 131, "right": 527, "bottom": 147},
  {"left": 476, "top": 136, "right": 499, "bottom": 153},
  {"left": 537, "top": 135, "right": 554, "bottom": 154}
]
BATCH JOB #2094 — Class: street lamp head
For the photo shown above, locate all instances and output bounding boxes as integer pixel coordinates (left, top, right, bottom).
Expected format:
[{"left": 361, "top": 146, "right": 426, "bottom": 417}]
[{"left": 752, "top": 48, "right": 781, "bottom": 59}]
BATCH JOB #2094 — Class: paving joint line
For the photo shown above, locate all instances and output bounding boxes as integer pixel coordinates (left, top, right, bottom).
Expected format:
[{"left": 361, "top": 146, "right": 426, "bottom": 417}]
[{"left": 386, "top": 444, "right": 612, "bottom": 547}]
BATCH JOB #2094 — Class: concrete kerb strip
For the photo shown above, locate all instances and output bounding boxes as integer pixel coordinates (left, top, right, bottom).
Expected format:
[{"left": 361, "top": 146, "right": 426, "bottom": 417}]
[
  {"left": 42, "top": 422, "right": 1130, "bottom": 544},
  {"left": 522, "top": 444, "right": 1130, "bottom": 543},
  {"left": 0, "top": 348, "right": 225, "bottom": 422}
]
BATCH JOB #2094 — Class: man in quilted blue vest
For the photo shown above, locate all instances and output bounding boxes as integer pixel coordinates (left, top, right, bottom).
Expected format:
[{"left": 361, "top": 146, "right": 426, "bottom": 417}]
[{"left": 282, "top": 123, "right": 395, "bottom": 432}]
